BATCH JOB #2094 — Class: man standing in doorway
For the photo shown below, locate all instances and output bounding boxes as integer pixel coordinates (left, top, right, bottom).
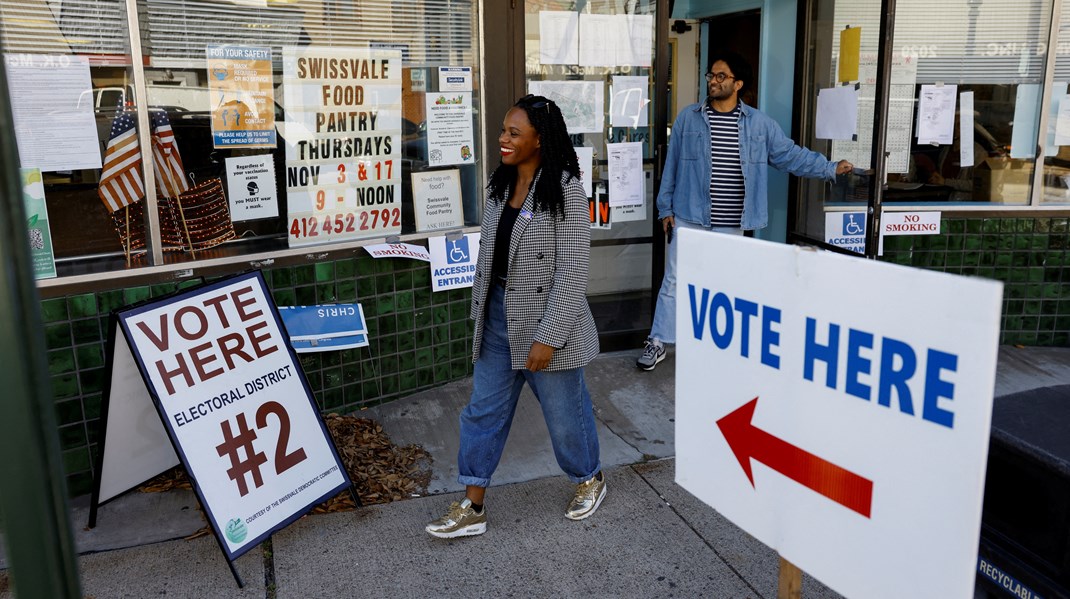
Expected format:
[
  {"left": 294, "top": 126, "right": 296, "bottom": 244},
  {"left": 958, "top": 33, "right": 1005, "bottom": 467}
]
[{"left": 637, "top": 50, "right": 853, "bottom": 371}]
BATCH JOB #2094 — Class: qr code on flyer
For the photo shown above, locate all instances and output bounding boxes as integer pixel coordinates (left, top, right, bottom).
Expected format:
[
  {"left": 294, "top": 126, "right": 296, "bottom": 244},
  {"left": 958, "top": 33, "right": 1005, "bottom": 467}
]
[{"left": 28, "top": 228, "right": 44, "bottom": 250}]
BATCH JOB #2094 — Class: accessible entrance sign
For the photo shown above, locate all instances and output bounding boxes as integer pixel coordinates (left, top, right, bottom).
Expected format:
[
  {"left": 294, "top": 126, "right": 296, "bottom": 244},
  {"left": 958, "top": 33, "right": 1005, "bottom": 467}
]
[
  {"left": 90, "top": 271, "right": 350, "bottom": 583},
  {"left": 674, "top": 229, "right": 1003, "bottom": 599}
]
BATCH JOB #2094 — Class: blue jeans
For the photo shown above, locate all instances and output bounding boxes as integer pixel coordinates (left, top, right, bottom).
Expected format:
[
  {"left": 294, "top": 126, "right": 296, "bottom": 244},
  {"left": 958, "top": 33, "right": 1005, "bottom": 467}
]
[
  {"left": 648, "top": 220, "right": 744, "bottom": 345},
  {"left": 458, "top": 285, "right": 601, "bottom": 488}
]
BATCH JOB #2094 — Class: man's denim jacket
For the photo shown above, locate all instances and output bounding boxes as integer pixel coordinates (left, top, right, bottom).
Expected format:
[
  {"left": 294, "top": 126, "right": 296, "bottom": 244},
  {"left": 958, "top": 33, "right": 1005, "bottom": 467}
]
[{"left": 656, "top": 100, "right": 838, "bottom": 231}]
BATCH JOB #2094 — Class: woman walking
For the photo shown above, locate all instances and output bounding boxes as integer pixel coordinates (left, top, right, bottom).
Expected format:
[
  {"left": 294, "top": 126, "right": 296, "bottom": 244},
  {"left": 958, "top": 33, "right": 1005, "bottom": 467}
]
[{"left": 425, "top": 95, "right": 605, "bottom": 538}]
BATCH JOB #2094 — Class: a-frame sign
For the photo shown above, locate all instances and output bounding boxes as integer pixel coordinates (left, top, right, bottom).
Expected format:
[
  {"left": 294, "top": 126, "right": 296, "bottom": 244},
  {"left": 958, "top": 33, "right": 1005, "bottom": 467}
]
[{"left": 88, "top": 271, "right": 354, "bottom": 586}]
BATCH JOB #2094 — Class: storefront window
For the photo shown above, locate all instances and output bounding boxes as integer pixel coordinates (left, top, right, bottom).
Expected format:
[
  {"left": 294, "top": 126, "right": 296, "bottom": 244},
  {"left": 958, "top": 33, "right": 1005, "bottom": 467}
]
[
  {"left": 3, "top": 0, "right": 482, "bottom": 279},
  {"left": 1041, "top": 1, "right": 1070, "bottom": 204},
  {"left": 796, "top": 0, "right": 1055, "bottom": 249},
  {"left": 2, "top": 0, "right": 140, "bottom": 277}
]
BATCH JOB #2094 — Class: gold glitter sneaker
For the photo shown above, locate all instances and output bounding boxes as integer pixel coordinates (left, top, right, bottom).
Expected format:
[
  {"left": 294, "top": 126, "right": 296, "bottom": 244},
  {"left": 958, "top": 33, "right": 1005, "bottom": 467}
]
[
  {"left": 565, "top": 473, "right": 607, "bottom": 520},
  {"left": 425, "top": 498, "right": 487, "bottom": 539}
]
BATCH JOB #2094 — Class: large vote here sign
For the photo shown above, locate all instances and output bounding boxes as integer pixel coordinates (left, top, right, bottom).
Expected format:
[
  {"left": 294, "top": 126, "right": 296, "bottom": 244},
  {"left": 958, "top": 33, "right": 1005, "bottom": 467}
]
[
  {"left": 115, "top": 272, "right": 349, "bottom": 561},
  {"left": 674, "top": 229, "right": 1003, "bottom": 599}
]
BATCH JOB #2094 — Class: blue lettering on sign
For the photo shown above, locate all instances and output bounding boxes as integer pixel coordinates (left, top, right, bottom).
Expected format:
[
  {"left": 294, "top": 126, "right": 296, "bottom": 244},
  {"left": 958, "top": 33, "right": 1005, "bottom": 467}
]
[
  {"left": 803, "top": 317, "right": 957, "bottom": 429},
  {"left": 687, "top": 285, "right": 781, "bottom": 370},
  {"left": 688, "top": 284, "right": 959, "bottom": 430}
]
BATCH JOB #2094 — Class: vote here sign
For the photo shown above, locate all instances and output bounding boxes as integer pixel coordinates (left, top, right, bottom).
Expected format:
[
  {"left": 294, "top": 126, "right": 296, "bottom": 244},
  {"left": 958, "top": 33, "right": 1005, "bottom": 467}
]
[
  {"left": 674, "top": 228, "right": 1003, "bottom": 599},
  {"left": 118, "top": 272, "right": 349, "bottom": 559}
]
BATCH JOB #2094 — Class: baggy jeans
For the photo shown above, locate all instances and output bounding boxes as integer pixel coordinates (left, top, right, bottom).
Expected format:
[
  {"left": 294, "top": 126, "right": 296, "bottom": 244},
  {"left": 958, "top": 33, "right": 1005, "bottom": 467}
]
[{"left": 457, "top": 285, "right": 601, "bottom": 488}]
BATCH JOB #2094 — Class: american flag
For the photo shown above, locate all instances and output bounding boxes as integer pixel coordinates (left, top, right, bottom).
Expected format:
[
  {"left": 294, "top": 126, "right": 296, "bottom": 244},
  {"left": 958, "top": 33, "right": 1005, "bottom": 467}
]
[
  {"left": 150, "top": 110, "right": 188, "bottom": 199},
  {"left": 97, "top": 107, "right": 144, "bottom": 213}
]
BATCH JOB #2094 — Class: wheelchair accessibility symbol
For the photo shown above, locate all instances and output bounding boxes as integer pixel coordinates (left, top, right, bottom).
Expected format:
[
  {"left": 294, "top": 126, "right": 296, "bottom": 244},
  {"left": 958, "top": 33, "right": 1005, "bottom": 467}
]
[
  {"left": 842, "top": 213, "right": 865, "bottom": 236},
  {"left": 446, "top": 237, "right": 470, "bottom": 264}
]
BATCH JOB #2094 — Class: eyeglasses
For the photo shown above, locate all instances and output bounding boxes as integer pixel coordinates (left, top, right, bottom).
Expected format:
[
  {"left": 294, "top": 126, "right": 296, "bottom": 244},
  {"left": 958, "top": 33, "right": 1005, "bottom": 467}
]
[
  {"left": 517, "top": 94, "right": 551, "bottom": 112},
  {"left": 705, "top": 72, "right": 736, "bottom": 83}
]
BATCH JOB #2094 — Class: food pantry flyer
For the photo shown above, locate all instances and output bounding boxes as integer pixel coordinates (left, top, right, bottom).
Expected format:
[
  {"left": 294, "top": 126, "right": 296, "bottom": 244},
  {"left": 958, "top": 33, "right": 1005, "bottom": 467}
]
[
  {"left": 117, "top": 272, "right": 349, "bottom": 558},
  {"left": 281, "top": 46, "right": 403, "bottom": 247}
]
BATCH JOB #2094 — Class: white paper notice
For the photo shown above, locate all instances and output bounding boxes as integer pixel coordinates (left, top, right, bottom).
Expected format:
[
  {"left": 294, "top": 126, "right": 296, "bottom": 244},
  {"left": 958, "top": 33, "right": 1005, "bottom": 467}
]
[
  {"left": 619, "top": 15, "right": 653, "bottom": 67},
  {"left": 426, "top": 92, "right": 475, "bottom": 167},
  {"left": 575, "top": 146, "right": 595, "bottom": 198},
  {"left": 5, "top": 54, "right": 102, "bottom": 172},
  {"left": 607, "top": 142, "right": 643, "bottom": 207},
  {"left": 539, "top": 11, "right": 579, "bottom": 65},
  {"left": 1011, "top": 84, "right": 1041, "bottom": 159},
  {"left": 529, "top": 80, "right": 604, "bottom": 134},
  {"left": 815, "top": 86, "right": 859, "bottom": 140},
  {"left": 579, "top": 14, "right": 616, "bottom": 67},
  {"left": 411, "top": 169, "right": 463, "bottom": 232},
  {"left": 225, "top": 154, "right": 279, "bottom": 221},
  {"left": 438, "top": 67, "right": 473, "bottom": 92},
  {"left": 917, "top": 84, "right": 957, "bottom": 145},
  {"left": 610, "top": 76, "right": 650, "bottom": 128},
  {"left": 364, "top": 242, "right": 431, "bottom": 261},
  {"left": 960, "top": 92, "right": 975, "bottom": 169},
  {"left": 834, "top": 53, "right": 918, "bottom": 172},
  {"left": 1055, "top": 95, "right": 1070, "bottom": 147}
]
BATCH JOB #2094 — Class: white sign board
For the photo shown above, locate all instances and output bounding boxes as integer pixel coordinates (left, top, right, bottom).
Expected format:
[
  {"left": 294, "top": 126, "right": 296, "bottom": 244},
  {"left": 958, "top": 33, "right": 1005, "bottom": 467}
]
[
  {"left": 363, "top": 242, "right": 431, "bottom": 262},
  {"left": 411, "top": 169, "right": 464, "bottom": 232},
  {"left": 438, "top": 66, "right": 473, "bottom": 92},
  {"left": 115, "top": 272, "right": 350, "bottom": 560},
  {"left": 428, "top": 232, "right": 480, "bottom": 292},
  {"left": 879, "top": 211, "right": 941, "bottom": 256},
  {"left": 225, "top": 154, "right": 279, "bottom": 221},
  {"left": 824, "top": 210, "right": 866, "bottom": 254},
  {"left": 282, "top": 46, "right": 403, "bottom": 246},
  {"left": 675, "top": 229, "right": 1003, "bottom": 599}
]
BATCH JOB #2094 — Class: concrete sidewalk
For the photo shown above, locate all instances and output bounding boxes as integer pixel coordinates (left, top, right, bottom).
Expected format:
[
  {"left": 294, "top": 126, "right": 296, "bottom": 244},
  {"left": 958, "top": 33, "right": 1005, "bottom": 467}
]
[{"left": 2, "top": 346, "right": 1069, "bottom": 598}]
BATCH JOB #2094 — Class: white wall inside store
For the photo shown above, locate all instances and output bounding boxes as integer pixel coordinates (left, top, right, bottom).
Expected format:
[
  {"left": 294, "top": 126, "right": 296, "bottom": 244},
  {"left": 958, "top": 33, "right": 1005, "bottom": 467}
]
[{"left": 670, "top": 20, "right": 702, "bottom": 119}]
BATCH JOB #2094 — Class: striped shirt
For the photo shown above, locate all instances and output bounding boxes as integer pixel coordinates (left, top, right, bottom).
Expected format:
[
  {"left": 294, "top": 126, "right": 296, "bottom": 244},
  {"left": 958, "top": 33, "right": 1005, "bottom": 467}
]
[{"left": 707, "top": 105, "right": 745, "bottom": 228}]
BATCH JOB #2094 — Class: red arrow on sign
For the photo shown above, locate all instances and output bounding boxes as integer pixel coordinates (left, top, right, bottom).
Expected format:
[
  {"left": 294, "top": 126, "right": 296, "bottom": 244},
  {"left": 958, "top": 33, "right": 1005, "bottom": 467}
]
[{"left": 716, "top": 397, "right": 874, "bottom": 518}]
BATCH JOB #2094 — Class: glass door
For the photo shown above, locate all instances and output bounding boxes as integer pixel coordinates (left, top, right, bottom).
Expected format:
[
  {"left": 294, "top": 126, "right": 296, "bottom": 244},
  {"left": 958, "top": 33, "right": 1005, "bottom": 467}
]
[{"left": 522, "top": 0, "right": 661, "bottom": 349}]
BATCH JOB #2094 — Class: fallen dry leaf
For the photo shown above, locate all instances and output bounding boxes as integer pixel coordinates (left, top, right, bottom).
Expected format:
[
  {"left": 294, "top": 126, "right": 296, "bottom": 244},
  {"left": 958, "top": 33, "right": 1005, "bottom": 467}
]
[{"left": 137, "top": 414, "right": 432, "bottom": 516}]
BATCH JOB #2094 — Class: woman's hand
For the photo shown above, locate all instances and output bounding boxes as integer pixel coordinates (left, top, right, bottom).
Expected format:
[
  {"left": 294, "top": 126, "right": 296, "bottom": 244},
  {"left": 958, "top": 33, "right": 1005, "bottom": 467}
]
[{"left": 526, "top": 341, "right": 554, "bottom": 372}]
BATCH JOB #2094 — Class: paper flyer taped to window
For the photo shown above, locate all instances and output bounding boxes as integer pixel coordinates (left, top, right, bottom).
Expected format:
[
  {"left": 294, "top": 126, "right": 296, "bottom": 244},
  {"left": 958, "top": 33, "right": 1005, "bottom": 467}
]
[
  {"left": 610, "top": 76, "right": 650, "bottom": 128},
  {"left": 816, "top": 86, "right": 859, "bottom": 140},
  {"left": 917, "top": 84, "right": 957, "bottom": 145},
  {"left": 539, "top": 11, "right": 579, "bottom": 65},
  {"left": 607, "top": 142, "right": 643, "bottom": 207}
]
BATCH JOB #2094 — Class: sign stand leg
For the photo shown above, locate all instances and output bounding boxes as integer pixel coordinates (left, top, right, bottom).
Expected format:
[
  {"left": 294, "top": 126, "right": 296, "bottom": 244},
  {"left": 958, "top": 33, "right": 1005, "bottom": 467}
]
[
  {"left": 777, "top": 556, "right": 802, "bottom": 599},
  {"left": 226, "top": 559, "right": 244, "bottom": 588},
  {"left": 348, "top": 484, "right": 362, "bottom": 508}
]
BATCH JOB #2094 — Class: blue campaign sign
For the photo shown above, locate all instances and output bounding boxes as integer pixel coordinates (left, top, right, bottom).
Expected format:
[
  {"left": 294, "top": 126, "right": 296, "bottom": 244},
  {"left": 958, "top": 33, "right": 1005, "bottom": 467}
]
[{"left": 277, "top": 304, "right": 367, "bottom": 342}]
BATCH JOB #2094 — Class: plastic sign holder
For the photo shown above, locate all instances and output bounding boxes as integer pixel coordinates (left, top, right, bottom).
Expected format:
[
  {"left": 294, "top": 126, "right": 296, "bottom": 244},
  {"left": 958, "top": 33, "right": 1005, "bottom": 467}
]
[{"left": 88, "top": 271, "right": 356, "bottom": 587}]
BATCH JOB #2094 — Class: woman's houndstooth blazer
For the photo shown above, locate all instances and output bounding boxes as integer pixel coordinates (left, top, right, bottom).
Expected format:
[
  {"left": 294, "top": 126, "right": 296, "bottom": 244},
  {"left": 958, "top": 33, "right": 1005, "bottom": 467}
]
[{"left": 469, "top": 171, "right": 600, "bottom": 371}]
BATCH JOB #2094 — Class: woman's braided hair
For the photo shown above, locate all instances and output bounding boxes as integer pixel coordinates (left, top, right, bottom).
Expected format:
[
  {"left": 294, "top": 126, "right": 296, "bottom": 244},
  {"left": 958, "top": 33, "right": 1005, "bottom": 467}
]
[{"left": 487, "top": 95, "right": 579, "bottom": 218}]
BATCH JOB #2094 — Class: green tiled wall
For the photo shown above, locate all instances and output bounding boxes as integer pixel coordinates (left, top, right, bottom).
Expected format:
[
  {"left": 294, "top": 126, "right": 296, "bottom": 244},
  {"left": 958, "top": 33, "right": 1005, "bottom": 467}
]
[
  {"left": 879, "top": 217, "right": 1070, "bottom": 347},
  {"left": 40, "top": 254, "right": 474, "bottom": 498}
]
